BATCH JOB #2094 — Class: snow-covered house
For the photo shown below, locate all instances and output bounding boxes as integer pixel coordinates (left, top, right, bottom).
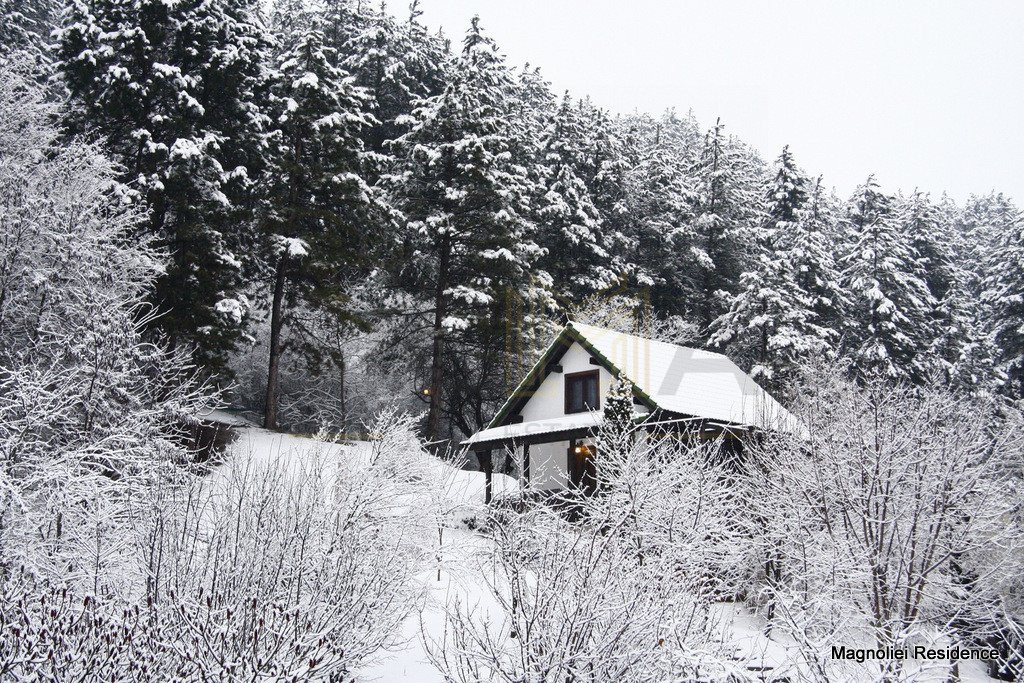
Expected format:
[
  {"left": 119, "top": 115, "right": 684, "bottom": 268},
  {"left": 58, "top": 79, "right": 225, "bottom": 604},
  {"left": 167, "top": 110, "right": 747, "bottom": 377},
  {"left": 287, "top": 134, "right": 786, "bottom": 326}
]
[{"left": 462, "top": 321, "right": 805, "bottom": 499}]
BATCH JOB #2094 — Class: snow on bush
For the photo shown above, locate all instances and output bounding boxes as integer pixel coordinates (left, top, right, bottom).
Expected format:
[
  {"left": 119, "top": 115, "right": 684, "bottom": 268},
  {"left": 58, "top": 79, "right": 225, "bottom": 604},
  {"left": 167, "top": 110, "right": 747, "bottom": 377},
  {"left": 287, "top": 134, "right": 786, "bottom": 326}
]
[
  {"left": 427, "top": 422, "right": 747, "bottom": 682},
  {"left": 746, "top": 365, "right": 1024, "bottom": 681},
  {"left": 0, "top": 410, "right": 434, "bottom": 680},
  {"left": 0, "top": 55, "right": 210, "bottom": 588},
  {"left": 0, "top": 60, "right": 432, "bottom": 680}
]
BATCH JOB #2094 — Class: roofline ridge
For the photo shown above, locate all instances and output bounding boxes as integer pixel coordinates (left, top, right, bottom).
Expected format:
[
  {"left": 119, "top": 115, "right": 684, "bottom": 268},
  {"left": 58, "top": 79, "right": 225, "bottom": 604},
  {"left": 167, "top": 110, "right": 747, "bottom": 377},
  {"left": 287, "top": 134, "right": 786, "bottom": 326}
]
[{"left": 569, "top": 320, "right": 732, "bottom": 361}]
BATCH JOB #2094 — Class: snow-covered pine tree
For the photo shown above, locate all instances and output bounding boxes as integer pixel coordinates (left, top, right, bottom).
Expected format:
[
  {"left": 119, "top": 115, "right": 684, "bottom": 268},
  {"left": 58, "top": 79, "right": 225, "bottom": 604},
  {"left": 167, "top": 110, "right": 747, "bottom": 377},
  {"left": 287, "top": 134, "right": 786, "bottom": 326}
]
[
  {"left": 534, "top": 92, "right": 620, "bottom": 308},
  {"left": 516, "top": 63, "right": 557, "bottom": 131},
  {"left": 259, "top": 25, "right": 385, "bottom": 429},
  {"left": 839, "top": 176, "right": 935, "bottom": 382},
  {"left": 56, "top": 0, "right": 272, "bottom": 377},
  {"left": 576, "top": 100, "right": 632, "bottom": 253},
  {"left": 383, "top": 17, "right": 549, "bottom": 440},
  {"left": 601, "top": 375, "right": 636, "bottom": 455},
  {"left": 690, "top": 119, "right": 762, "bottom": 333},
  {"left": 792, "top": 175, "right": 847, "bottom": 331},
  {"left": 566, "top": 99, "right": 662, "bottom": 307},
  {"left": 975, "top": 193, "right": 1024, "bottom": 395},
  {"left": 318, "top": 0, "right": 368, "bottom": 60},
  {"left": 930, "top": 293, "right": 1006, "bottom": 396},
  {"left": 894, "top": 190, "right": 998, "bottom": 392},
  {"left": 901, "top": 190, "right": 956, "bottom": 304},
  {"left": 268, "top": 0, "right": 319, "bottom": 44},
  {"left": 957, "top": 192, "right": 1007, "bottom": 320},
  {"left": 765, "top": 145, "right": 806, "bottom": 226},
  {"left": 709, "top": 147, "right": 831, "bottom": 394},
  {"left": 339, "top": 2, "right": 450, "bottom": 159},
  {"left": 618, "top": 113, "right": 702, "bottom": 321},
  {"left": 0, "top": 0, "right": 59, "bottom": 61}
]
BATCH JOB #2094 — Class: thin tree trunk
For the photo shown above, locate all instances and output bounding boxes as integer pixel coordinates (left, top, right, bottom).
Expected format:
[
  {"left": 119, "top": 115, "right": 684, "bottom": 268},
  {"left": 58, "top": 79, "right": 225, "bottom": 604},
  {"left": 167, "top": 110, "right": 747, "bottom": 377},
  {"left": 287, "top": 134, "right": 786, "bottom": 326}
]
[
  {"left": 426, "top": 239, "right": 450, "bottom": 441},
  {"left": 338, "top": 353, "right": 346, "bottom": 430},
  {"left": 264, "top": 257, "right": 287, "bottom": 430},
  {"left": 764, "top": 556, "right": 777, "bottom": 636}
]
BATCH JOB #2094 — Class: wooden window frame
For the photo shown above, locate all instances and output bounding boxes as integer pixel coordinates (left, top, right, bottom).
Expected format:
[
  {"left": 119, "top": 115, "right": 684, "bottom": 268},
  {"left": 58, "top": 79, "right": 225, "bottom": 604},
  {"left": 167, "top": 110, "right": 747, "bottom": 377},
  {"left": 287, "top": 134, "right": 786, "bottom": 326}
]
[{"left": 564, "top": 369, "right": 600, "bottom": 414}]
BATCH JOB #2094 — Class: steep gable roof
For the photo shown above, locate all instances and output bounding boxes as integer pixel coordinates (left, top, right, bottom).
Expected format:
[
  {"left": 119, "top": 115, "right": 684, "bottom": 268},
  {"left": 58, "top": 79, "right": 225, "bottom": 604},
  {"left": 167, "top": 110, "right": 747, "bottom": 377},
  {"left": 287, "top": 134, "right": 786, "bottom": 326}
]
[{"left": 488, "top": 321, "right": 806, "bottom": 436}]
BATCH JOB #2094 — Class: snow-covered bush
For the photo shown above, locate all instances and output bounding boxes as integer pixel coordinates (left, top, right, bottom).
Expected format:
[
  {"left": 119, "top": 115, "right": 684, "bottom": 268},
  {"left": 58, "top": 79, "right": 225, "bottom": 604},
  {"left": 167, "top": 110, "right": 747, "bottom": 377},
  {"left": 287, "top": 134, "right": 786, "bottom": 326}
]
[
  {"left": 0, "top": 61, "right": 429, "bottom": 675},
  {"left": 1, "top": 410, "right": 432, "bottom": 680},
  {"left": 586, "top": 420, "right": 752, "bottom": 598},
  {"left": 428, "top": 425, "right": 746, "bottom": 681},
  {"left": 746, "top": 365, "right": 1024, "bottom": 681},
  {"left": 132, "top": 411, "right": 429, "bottom": 679},
  {"left": 0, "top": 55, "right": 210, "bottom": 587}
]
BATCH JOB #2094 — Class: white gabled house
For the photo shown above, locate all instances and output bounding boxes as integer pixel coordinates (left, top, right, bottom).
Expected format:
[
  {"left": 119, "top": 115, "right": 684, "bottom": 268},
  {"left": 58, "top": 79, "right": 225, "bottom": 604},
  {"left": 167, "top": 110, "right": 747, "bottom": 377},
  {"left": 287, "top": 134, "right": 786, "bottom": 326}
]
[{"left": 462, "top": 321, "right": 806, "bottom": 500}]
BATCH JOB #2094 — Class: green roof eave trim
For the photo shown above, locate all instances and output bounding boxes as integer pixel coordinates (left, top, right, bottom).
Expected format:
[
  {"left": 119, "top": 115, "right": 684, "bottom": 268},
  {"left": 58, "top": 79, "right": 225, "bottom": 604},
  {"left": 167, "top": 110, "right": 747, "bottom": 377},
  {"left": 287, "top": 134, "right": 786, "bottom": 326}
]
[{"left": 485, "top": 322, "right": 660, "bottom": 430}]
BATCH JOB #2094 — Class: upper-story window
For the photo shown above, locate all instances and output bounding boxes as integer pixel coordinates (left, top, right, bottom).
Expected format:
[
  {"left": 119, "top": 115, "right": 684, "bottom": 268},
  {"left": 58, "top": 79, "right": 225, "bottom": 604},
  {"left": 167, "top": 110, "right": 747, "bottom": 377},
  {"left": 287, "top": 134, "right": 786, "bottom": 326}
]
[{"left": 565, "top": 370, "right": 599, "bottom": 413}]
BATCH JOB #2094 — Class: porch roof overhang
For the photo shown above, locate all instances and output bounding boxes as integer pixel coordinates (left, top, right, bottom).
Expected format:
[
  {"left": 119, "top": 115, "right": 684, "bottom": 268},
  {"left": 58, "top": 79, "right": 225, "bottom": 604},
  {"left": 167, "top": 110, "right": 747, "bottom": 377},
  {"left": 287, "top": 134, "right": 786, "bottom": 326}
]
[
  {"left": 461, "top": 411, "right": 753, "bottom": 452},
  {"left": 461, "top": 412, "right": 604, "bottom": 452}
]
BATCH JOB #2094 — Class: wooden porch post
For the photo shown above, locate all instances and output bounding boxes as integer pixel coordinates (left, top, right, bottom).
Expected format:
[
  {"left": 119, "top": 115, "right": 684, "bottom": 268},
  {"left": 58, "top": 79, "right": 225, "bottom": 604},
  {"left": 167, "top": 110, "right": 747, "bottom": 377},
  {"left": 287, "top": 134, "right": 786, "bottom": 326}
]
[
  {"left": 522, "top": 442, "right": 530, "bottom": 487},
  {"left": 567, "top": 438, "right": 577, "bottom": 490},
  {"left": 479, "top": 450, "right": 493, "bottom": 504}
]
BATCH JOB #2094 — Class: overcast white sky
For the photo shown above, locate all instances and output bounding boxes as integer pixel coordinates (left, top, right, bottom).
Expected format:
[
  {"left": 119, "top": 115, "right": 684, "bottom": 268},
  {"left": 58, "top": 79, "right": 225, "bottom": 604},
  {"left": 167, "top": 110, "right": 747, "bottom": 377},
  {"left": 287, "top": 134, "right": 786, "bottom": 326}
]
[{"left": 406, "top": 0, "right": 1023, "bottom": 202}]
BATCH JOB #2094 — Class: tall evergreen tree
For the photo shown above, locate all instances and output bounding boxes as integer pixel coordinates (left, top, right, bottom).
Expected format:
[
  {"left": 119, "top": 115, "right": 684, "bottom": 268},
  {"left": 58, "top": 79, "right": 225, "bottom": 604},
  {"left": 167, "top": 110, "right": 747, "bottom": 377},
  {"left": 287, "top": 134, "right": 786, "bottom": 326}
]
[
  {"left": 620, "top": 119, "right": 700, "bottom": 320},
  {"left": 383, "top": 17, "right": 548, "bottom": 440},
  {"left": 975, "top": 193, "right": 1024, "bottom": 395},
  {"left": 690, "top": 119, "right": 761, "bottom": 332},
  {"left": 340, "top": 2, "right": 449, "bottom": 158},
  {"left": 568, "top": 100, "right": 652, "bottom": 306},
  {"left": 840, "top": 176, "right": 935, "bottom": 382},
  {"left": 534, "top": 93, "right": 619, "bottom": 308},
  {"left": 709, "top": 147, "right": 832, "bottom": 393},
  {"left": 894, "top": 190, "right": 991, "bottom": 392},
  {"left": 268, "top": 0, "right": 318, "bottom": 42},
  {"left": 1, "top": 0, "right": 59, "bottom": 60},
  {"left": 57, "top": 0, "right": 272, "bottom": 376},
  {"left": 791, "top": 175, "right": 846, "bottom": 330},
  {"left": 259, "top": 26, "right": 384, "bottom": 429},
  {"left": 930, "top": 289, "right": 1005, "bottom": 396},
  {"left": 900, "top": 190, "right": 955, "bottom": 304}
]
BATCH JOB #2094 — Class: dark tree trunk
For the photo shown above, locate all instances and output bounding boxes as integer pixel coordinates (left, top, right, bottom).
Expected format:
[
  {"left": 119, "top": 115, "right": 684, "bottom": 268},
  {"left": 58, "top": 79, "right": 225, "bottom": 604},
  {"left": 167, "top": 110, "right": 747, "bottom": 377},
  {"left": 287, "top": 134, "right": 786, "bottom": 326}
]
[
  {"left": 479, "top": 450, "right": 493, "bottom": 504},
  {"left": 764, "top": 554, "right": 782, "bottom": 636},
  {"left": 426, "top": 238, "right": 450, "bottom": 441},
  {"left": 338, "top": 353, "right": 346, "bottom": 429},
  {"left": 264, "top": 257, "right": 287, "bottom": 430}
]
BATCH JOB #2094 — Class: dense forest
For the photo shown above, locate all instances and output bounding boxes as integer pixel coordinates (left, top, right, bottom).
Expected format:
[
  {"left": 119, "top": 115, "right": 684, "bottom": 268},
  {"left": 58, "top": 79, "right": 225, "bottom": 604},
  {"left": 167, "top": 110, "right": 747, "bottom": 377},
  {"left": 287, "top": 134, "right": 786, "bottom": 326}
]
[{"left": 4, "top": 0, "right": 1022, "bottom": 444}]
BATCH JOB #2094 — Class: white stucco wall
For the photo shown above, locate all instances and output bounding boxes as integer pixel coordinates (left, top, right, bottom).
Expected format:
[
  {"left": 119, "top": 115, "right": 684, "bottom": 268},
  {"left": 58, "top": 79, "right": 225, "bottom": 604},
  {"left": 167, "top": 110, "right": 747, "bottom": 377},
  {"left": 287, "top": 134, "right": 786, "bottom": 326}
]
[
  {"left": 506, "top": 341, "right": 652, "bottom": 491},
  {"left": 519, "top": 342, "right": 616, "bottom": 422}
]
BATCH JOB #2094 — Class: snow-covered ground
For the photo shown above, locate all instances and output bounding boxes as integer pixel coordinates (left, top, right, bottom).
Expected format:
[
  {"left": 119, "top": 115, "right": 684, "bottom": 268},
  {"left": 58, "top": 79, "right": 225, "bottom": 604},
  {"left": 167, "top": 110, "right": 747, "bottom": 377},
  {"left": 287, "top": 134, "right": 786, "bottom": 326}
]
[
  {"left": 197, "top": 407, "right": 262, "bottom": 427},
  {"left": 211, "top": 418, "right": 515, "bottom": 682},
  {"left": 211, "top": 418, "right": 999, "bottom": 683}
]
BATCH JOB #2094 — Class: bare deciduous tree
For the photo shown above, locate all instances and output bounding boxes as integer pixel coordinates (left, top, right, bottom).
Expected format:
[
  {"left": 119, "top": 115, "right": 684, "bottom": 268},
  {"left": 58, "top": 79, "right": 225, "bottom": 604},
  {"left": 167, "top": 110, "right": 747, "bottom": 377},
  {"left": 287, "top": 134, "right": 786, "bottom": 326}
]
[{"left": 747, "top": 366, "right": 1024, "bottom": 681}]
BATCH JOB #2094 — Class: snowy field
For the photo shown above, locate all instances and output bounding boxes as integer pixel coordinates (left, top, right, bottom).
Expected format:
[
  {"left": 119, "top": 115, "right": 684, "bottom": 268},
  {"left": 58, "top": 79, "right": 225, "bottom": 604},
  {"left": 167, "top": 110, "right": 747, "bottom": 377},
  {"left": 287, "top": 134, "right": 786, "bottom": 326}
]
[{"left": 209, "top": 417, "right": 999, "bottom": 683}]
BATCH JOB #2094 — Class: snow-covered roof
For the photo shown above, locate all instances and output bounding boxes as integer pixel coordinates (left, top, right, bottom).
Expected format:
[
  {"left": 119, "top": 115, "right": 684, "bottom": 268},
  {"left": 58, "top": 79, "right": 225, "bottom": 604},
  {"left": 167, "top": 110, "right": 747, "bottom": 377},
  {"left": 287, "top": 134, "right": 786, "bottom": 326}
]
[
  {"left": 464, "top": 412, "right": 603, "bottom": 447},
  {"left": 482, "top": 321, "right": 807, "bottom": 439}
]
